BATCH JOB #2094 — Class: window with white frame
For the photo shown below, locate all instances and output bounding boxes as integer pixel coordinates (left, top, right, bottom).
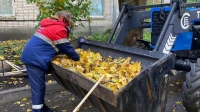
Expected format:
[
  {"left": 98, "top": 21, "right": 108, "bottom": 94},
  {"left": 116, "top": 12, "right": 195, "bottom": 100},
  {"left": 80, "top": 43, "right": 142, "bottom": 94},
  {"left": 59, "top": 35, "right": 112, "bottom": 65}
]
[
  {"left": 0, "top": 0, "right": 14, "bottom": 17},
  {"left": 89, "top": 0, "right": 103, "bottom": 16}
]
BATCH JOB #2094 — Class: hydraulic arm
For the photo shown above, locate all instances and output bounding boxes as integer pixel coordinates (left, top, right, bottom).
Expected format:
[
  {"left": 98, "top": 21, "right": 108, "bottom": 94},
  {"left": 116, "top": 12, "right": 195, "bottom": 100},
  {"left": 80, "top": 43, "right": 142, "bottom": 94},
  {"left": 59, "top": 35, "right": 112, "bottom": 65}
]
[{"left": 108, "top": 0, "right": 200, "bottom": 54}]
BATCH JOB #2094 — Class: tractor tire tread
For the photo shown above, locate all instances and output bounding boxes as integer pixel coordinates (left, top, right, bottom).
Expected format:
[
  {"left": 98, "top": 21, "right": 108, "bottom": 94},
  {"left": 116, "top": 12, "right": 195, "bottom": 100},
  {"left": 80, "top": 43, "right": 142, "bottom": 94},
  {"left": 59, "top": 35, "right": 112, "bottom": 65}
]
[{"left": 183, "top": 59, "right": 200, "bottom": 112}]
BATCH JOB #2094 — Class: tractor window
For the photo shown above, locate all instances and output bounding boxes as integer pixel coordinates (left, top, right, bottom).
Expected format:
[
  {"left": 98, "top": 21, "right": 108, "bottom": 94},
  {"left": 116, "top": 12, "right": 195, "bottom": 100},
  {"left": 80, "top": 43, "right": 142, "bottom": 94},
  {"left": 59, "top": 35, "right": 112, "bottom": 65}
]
[
  {"left": 0, "top": 0, "right": 14, "bottom": 17},
  {"left": 89, "top": 0, "right": 104, "bottom": 16}
]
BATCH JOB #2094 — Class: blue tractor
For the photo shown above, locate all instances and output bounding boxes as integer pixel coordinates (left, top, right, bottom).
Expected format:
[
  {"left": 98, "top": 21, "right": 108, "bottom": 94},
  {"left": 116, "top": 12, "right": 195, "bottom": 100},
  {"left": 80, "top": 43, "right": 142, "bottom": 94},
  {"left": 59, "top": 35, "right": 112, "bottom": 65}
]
[
  {"left": 150, "top": 6, "right": 200, "bottom": 57},
  {"left": 107, "top": 0, "right": 200, "bottom": 111},
  {"left": 150, "top": 6, "right": 194, "bottom": 52}
]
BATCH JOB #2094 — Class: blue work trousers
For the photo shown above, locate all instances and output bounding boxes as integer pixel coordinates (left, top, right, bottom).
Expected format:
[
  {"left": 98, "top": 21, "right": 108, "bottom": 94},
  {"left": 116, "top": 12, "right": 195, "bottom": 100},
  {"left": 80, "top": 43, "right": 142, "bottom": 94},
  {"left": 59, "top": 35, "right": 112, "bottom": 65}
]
[{"left": 26, "top": 65, "right": 46, "bottom": 112}]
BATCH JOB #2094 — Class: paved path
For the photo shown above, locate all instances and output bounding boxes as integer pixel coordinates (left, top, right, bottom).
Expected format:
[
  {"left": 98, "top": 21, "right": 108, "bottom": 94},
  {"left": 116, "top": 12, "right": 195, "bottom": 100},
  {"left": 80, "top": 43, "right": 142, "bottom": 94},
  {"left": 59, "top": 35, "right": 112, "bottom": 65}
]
[
  {"left": 0, "top": 91, "right": 98, "bottom": 112},
  {"left": 165, "top": 71, "right": 187, "bottom": 112}
]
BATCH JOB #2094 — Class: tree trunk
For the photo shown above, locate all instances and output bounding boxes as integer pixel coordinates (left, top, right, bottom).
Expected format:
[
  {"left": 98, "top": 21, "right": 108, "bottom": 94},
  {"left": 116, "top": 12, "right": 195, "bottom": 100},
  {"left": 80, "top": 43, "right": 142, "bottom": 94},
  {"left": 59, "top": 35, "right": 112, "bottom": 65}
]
[{"left": 118, "top": 0, "right": 147, "bottom": 46}]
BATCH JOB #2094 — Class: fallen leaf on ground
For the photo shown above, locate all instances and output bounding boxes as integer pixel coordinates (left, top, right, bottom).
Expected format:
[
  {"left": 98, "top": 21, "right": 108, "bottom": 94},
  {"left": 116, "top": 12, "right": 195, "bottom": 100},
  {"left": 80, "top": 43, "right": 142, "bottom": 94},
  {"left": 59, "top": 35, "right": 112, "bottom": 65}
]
[
  {"left": 170, "top": 84, "right": 174, "bottom": 86},
  {"left": 61, "top": 91, "right": 66, "bottom": 94},
  {"left": 175, "top": 101, "right": 182, "bottom": 105},
  {"left": 10, "top": 77, "right": 16, "bottom": 80},
  {"left": 48, "top": 74, "right": 51, "bottom": 76},
  {"left": 25, "top": 85, "right": 29, "bottom": 87},
  {"left": 53, "top": 105, "right": 59, "bottom": 108},
  {"left": 22, "top": 98, "right": 27, "bottom": 101},
  {"left": 48, "top": 100, "right": 51, "bottom": 102},
  {"left": 176, "top": 82, "right": 180, "bottom": 85},
  {"left": 13, "top": 81, "right": 18, "bottom": 85},
  {"left": 172, "top": 109, "right": 176, "bottom": 112},
  {"left": 48, "top": 80, "right": 53, "bottom": 84},
  {"left": 20, "top": 104, "right": 25, "bottom": 106},
  {"left": 70, "top": 97, "right": 75, "bottom": 100},
  {"left": 18, "top": 78, "right": 24, "bottom": 81},
  {"left": 27, "top": 109, "right": 31, "bottom": 112},
  {"left": 62, "top": 110, "right": 67, "bottom": 112},
  {"left": 15, "top": 101, "right": 20, "bottom": 105}
]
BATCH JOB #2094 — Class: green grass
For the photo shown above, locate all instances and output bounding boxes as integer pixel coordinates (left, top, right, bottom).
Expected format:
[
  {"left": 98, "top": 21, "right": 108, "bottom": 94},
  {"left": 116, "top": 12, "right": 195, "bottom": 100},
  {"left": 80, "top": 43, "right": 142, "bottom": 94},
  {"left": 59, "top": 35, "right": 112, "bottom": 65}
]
[
  {"left": 85, "top": 29, "right": 117, "bottom": 43},
  {"left": 85, "top": 32, "right": 110, "bottom": 42},
  {"left": 188, "top": 0, "right": 198, "bottom": 3},
  {"left": 0, "top": 40, "right": 27, "bottom": 65},
  {"left": 143, "top": 31, "right": 151, "bottom": 42}
]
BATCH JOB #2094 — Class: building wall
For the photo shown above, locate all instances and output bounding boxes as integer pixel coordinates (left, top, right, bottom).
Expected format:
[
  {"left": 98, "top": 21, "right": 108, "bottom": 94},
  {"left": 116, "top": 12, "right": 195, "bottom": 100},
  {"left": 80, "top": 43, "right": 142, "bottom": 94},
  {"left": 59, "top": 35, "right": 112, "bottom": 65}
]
[
  {"left": 163, "top": 0, "right": 170, "bottom": 3},
  {"left": 0, "top": 0, "right": 117, "bottom": 41},
  {"left": 75, "top": 0, "right": 115, "bottom": 36},
  {"left": 0, "top": 0, "right": 39, "bottom": 27}
]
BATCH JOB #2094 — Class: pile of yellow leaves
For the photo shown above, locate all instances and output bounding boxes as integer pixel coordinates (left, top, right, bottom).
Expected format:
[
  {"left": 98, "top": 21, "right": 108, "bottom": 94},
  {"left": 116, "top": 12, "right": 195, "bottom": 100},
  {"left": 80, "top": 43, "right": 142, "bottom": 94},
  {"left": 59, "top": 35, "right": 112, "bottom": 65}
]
[{"left": 52, "top": 48, "right": 142, "bottom": 93}]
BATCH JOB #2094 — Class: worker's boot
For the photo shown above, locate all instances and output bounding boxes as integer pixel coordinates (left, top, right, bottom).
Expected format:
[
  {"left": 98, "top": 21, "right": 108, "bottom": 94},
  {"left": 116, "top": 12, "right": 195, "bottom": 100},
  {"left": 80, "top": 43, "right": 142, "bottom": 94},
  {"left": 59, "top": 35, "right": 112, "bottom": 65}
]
[{"left": 42, "top": 104, "right": 57, "bottom": 112}]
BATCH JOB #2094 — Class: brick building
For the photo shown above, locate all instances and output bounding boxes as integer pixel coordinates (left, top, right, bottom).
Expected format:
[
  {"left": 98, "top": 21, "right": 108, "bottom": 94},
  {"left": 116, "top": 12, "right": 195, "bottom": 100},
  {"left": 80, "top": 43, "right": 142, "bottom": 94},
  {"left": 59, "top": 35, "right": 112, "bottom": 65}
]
[{"left": 0, "top": 0, "right": 119, "bottom": 41}]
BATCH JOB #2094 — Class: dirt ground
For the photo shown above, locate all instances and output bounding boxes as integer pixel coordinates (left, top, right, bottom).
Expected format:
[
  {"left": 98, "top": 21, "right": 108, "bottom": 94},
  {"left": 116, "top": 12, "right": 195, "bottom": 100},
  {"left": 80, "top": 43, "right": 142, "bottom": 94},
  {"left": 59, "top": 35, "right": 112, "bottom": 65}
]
[{"left": 0, "top": 71, "right": 188, "bottom": 112}]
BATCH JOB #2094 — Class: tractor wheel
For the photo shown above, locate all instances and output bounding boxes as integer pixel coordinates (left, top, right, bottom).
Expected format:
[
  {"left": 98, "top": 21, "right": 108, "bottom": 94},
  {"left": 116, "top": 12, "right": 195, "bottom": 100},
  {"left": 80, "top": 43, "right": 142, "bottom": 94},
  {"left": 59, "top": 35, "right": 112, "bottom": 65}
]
[{"left": 182, "top": 59, "right": 200, "bottom": 112}]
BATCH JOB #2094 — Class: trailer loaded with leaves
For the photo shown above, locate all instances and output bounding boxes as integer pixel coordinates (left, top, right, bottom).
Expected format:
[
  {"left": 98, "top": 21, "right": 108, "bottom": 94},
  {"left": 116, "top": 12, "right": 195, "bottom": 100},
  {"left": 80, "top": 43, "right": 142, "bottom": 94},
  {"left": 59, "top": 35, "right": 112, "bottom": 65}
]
[{"left": 50, "top": 38, "right": 175, "bottom": 112}]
